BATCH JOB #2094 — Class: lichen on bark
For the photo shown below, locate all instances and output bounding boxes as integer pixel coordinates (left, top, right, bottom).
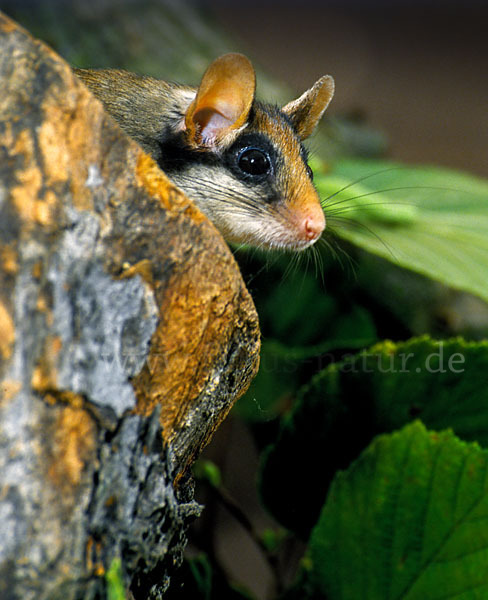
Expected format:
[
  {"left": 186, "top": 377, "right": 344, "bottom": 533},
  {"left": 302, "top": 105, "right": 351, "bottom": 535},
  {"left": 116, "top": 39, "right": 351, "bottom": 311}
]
[{"left": 0, "top": 10, "right": 260, "bottom": 599}]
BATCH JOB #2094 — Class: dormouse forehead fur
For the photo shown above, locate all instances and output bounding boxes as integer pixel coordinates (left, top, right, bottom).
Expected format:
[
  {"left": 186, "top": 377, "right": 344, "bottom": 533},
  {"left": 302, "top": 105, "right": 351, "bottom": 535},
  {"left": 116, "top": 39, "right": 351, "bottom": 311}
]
[
  {"left": 215, "top": 100, "right": 311, "bottom": 181},
  {"left": 240, "top": 101, "right": 315, "bottom": 200},
  {"left": 208, "top": 99, "right": 305, "bottom": 159},
  {"left": 247, "top": 101, "right": 307, "bottom": 162}
]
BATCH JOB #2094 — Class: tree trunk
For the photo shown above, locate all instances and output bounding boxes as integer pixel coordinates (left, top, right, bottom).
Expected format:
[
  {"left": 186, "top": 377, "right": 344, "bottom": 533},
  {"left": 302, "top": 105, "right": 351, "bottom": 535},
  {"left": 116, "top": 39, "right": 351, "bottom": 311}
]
[{"left": 0, "top": 12, "right": 260, "bottom": 600}]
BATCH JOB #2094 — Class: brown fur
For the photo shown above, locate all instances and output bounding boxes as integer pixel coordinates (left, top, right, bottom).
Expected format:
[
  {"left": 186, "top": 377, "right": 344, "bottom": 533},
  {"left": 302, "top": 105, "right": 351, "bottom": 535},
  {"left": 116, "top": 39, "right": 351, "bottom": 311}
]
[{"left": 74, "top": 54, "right": 334, "bottom": 251}]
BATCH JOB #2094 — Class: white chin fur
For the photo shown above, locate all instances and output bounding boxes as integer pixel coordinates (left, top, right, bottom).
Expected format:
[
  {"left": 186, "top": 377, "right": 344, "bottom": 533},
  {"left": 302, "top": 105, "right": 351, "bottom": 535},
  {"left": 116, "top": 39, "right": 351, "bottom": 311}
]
[{"left": 170, "top": 167, "right": 322, "bottom": 251}]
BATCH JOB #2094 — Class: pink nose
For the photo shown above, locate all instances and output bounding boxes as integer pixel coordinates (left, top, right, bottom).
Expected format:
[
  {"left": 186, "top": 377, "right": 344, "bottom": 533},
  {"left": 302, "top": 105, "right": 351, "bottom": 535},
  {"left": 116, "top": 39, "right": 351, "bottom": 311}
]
[{"left": 303, "top": 210, "right": 326, "bottom": 242}]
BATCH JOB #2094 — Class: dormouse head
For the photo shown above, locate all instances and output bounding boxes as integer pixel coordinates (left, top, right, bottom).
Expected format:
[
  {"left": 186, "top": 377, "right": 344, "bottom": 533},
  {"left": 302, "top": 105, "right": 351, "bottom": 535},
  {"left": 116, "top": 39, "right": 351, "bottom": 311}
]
[{"left": 164, "top": 53, "right": 334, "bottom": 251}]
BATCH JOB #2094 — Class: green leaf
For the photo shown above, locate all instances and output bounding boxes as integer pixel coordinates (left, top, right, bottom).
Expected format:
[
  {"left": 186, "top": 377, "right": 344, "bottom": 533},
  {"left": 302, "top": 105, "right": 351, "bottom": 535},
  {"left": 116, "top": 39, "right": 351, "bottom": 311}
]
[
  {"left": 315, "top": 158, "right": 488, "bottom": 303},
  {"left": 188, "top": 555, "right": 213, "bottom": 600},
  {"left": 254, "top": 256, "right": 361, "bottom": 348},
  {"left": 193, "top": 459, "right": 222, "bottom": 488},
  {"left": 106, "top": 558, "right": 126, "bottom": 600},
  {"left": 236, "top": 326, "right": 376, "bottom": 423},
  {"left": 260, "top": 528, "right": 287, "bottom": 554},
  {"left": 259, "top": 337, "right": 488, "bottom": 537},
  {"left": 308, "top": 421, "right": 488, "bottom": 599},
  {"left": 234, "top": 255, "right": 377, "bottom": 422}
]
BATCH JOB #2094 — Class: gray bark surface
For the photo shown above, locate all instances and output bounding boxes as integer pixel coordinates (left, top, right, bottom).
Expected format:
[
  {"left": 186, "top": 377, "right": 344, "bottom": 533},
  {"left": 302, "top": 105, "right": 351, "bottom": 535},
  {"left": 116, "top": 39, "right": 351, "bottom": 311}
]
[{"left": 0, "top": 12, "right": 260, "bottom": 599}]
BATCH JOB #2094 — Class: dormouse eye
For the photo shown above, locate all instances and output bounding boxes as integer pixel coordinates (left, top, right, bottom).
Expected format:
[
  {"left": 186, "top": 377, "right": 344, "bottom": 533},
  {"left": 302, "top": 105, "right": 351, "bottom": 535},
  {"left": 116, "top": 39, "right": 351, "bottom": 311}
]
[
  {"left": 306, "top": 164, "right": 314, "bottom": 181},
  {"left": 237, "top": 147, "right": 271, "bottom": 176}
]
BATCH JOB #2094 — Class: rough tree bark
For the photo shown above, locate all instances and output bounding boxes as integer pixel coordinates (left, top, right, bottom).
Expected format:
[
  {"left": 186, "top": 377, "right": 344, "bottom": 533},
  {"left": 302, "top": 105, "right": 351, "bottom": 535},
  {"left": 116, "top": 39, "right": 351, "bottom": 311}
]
[{"left": 0, "top": 12, "right": 260, "bottom": 600}]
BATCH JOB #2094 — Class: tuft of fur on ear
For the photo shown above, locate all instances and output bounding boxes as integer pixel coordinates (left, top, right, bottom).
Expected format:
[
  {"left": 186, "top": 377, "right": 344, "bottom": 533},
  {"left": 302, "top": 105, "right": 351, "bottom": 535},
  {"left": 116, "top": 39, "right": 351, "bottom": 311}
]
[
  {"left": 185, "top": 53, "right": 256, "bottom": 147},
  {"left": 282, "top": 75, "right": 334, "bottom": 140}
]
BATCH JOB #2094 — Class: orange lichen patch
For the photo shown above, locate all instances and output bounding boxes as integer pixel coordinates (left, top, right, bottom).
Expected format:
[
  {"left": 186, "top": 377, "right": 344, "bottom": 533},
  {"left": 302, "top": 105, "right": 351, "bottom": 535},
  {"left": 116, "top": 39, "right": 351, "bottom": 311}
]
[
  {"left": 39, "top": 87, "right": 101, "bottom": 212},
  {"left": 12, "top": 126, "right": 34, "bottom": 157},
  {"left": 0, "top": 16, "right": 16, "bottom": 33},
  {"left": 10, "top": 163, "right": 42, "bottom": 223},
  {"left": 86, "top": 536, "right": 106, "bottom": 577},
  {"left": 1, "top": 380, "right": 22, "bottom": 403},
  {"left": 42, "top": 392, "right": 58, "bottom": 406},
  {"left": 48, "top": 404, "right": 96, "bottom": 489},
  {"left": 66, "top": 91, "right": 102, "bottom": 149},
  {"left": 134, "top": 264, "right": 259, "bottom": 473},
  {"left": 31, "top": 335, "right": 63, "bottom": 392},
  {"left": 0, "top": 301, "right": 15, "bottom": 360},
  {"left": 35, "top": 291, "right": 54, "bottom": 327},
  {"left": 34, "top": 199, "right": 52, "bottom": 227},
  {"left": 118, "top": 259, "right": 154, "bottom": 286},
  {"left": 36, "top": 294, "right": 48, "bottom": 312},
  {"left": 32, "top": 365, "right": 54, "bottom": 392},
  {"left": 0, "top": 244, "right": 18, "bottom": 275},
  {"left": 60, "top": 87, "right": 108, "bottom": 212},
  {"left": 34, "top": 190, "right": 59, "bottom": 227},
  {"left": 38, "top": 112, "right": 70, "bottom": 186},
  {"left": 0, "top": 123, "right": 14, "bottom": 154},
  {"left": 43, "top": 390, "right": 84, "bottom": 409},
  {"left": 94, "top": 564, "right": 105, "bottom": 577},
  {"left": 86, "top": 537, "right": 105, "bottom": 576},
  {"left": 8, "top": 128, "right": 51, "bottom": 227},
  {"left": 135, "top": 152, "right": 204, "bottom": 222},
  {"left": 50, "top": 334, "right": 62, "bottom": 355},
  {"left": 31, "top": 260, "right": 43, "bottom": 280},
  {"left": 134, "top": 260, "right": 238, "bottom": 440}
]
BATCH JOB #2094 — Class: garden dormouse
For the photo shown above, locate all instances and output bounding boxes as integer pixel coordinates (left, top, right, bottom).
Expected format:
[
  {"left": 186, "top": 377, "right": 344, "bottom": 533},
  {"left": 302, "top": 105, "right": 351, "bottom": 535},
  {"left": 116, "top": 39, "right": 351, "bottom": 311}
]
[{"left": 75, "top": 53, "right": 334, "bottom": 251}]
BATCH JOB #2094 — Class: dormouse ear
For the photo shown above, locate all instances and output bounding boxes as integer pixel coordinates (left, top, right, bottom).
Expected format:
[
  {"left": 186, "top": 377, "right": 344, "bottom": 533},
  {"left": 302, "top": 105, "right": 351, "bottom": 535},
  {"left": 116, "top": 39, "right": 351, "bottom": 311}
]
[
  {"left": 185, "top": 53, "right": 256, "bottom": 147},
  {"left": 282, "top": 75, "right": 334, "bottom": 140}
]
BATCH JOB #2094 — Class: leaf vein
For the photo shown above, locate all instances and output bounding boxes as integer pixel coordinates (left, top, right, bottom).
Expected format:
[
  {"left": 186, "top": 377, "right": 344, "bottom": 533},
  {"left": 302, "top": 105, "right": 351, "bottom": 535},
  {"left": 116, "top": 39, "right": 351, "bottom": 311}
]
[{"left": 401, "top": 449, "right": 488, "bottom": 598}]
